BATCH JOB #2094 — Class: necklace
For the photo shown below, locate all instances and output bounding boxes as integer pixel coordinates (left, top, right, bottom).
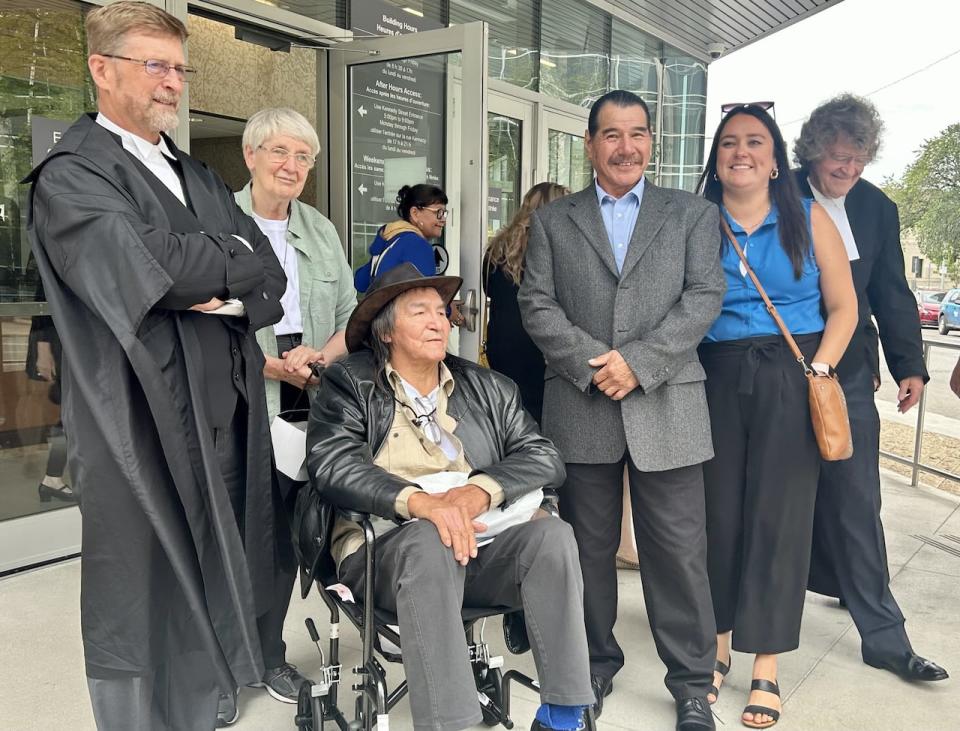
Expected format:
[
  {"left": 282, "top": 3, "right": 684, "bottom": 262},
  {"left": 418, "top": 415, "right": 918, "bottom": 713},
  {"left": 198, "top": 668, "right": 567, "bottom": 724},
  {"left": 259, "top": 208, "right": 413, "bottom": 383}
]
[{"left": 730, "top": 205, "right": 771, "bottom": 234}]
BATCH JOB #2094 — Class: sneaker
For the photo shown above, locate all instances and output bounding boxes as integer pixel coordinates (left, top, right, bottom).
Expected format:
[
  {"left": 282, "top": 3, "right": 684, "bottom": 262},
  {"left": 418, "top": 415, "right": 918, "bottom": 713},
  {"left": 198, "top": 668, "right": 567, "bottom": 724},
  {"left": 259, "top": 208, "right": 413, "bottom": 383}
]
[
  {"left": 262, "top": 663, "right": 312, "bottom": 704},
  {"left": 216, "top": 689, "right": 239, "bottom": 727}
]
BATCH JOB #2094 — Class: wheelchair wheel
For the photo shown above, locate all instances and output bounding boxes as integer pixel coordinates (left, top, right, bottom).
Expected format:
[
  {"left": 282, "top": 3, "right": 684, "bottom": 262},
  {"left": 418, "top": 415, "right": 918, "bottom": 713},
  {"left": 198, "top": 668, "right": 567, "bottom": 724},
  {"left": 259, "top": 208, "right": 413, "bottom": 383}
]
[
  {"left": 476, "top": 666, "right": 504, "bottom": 727},
  {"left": 295, "top": 680, "right": 318, "bottom": 731}
]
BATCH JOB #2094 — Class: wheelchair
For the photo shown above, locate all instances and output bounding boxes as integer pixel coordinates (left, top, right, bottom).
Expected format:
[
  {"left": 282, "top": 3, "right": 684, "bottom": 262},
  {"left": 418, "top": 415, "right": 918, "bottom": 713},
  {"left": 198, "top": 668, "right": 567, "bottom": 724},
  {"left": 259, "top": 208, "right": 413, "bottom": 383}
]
[{"left": 292, "top": 509, "right": 597, "bottom": 731}]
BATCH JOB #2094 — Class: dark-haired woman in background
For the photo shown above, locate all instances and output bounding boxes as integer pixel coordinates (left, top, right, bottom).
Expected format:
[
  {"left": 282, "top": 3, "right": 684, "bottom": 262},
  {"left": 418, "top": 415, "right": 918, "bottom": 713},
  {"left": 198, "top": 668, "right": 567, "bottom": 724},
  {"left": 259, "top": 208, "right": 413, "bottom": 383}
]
[
  {"left": 354, "top": 183, "right": 447, "bottom": 294},
  {"left": 696, "top": 104, "right": 856, "bottom": 729},
  {"left": 484, "top": 182, "right": 570, "bottom": 424}
]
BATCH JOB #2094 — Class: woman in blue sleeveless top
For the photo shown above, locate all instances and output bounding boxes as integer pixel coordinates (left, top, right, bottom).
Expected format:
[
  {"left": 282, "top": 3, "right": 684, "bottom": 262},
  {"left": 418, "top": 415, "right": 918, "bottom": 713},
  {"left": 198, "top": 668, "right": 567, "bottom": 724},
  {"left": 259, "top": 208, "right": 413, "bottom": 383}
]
[{"left": 696, "top": 105, "right": 857, "bottom": 729}]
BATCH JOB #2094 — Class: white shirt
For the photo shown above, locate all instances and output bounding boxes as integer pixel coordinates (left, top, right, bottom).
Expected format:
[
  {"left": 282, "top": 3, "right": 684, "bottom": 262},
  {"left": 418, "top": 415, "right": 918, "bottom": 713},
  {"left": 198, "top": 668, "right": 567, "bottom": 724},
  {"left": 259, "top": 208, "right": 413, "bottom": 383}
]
[
  {"left": 96, "top": 113, "right": 185, "bottom": 205},
  {"left": 252, "top": 213, "right": 302, "bottom": 336},
  {"left": 808, "top": 177, "right": 860, "bottom": 262}
]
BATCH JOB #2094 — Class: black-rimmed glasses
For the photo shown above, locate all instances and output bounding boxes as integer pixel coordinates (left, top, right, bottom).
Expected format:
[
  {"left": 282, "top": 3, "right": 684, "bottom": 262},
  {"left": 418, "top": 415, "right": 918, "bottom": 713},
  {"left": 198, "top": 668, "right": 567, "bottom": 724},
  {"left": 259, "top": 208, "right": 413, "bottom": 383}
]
[
  {"left": 418, "top": 206, "right": 449, "bottom": 222},
  {"left": 102, "top": 54, "right": 196, "bottom": 82},
  {"left": 721, "top": 101, "right": 775, "bottom": 118}
]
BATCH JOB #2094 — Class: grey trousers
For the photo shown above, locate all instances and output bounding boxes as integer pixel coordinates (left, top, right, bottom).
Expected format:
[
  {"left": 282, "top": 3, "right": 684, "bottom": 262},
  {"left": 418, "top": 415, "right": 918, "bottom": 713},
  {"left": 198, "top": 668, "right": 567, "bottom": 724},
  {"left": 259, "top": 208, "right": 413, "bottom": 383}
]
[{"left": 339, "top": 516, "right": 595, "bottom": 731}]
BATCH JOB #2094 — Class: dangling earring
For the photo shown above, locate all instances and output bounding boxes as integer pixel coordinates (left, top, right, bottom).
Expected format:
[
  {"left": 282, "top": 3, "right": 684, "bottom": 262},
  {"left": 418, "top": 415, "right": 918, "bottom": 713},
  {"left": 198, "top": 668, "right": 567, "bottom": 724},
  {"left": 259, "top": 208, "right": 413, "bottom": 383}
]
[
  {"left": 712, "top": 172, "right": 719, "bottom": 181},
  {"left": 770, "top": 168, "right": 779, "bottom": 180}
]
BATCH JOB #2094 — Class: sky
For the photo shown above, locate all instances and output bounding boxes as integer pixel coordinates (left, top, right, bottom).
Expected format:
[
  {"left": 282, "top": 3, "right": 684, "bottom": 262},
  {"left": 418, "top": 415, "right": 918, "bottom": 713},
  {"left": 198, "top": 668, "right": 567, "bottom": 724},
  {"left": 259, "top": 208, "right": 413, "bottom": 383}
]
[{"left": 704, "top": 0, "right": 960, "bottom": 183}]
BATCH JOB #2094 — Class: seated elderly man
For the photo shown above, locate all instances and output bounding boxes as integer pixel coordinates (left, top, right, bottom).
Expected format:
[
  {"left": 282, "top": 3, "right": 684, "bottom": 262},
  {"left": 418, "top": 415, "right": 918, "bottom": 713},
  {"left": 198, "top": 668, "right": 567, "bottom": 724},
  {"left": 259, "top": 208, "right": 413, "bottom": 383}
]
[{"left": 305, "top": 263, "right": 595, "bottom": 731}]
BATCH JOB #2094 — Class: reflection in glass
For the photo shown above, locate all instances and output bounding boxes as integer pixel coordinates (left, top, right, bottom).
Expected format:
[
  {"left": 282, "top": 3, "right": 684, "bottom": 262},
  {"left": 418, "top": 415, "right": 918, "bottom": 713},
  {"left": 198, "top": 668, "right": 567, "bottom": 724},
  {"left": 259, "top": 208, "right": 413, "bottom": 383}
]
[
  {"left": 0, "top": 2, "right": 95, "bottom": 303},
  {"left": 539, "top": 0, "right": 610, "bottom": 108},
  {"left": 548, "top": 129, "right": 592, "bottom": 193},
  {"left": 487, "top": 114, "right": 522, "bottom": 238},
  {"left": 610, "top": 19, "right": 661, "bottom": 175},
  {"left": 659, "top": 52, "right": 707, "bottom": 192},
  {"left": 450, "top": 0, "right": 538, "bottom": 91}
]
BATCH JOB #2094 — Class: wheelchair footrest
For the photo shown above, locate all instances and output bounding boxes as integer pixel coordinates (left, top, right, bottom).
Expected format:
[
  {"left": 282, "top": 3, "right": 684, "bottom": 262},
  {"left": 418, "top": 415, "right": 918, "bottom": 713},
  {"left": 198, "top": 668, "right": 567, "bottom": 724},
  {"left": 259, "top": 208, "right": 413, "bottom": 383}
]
[{"left": 310, "top": 663, "right": 342, "bottom": 698}]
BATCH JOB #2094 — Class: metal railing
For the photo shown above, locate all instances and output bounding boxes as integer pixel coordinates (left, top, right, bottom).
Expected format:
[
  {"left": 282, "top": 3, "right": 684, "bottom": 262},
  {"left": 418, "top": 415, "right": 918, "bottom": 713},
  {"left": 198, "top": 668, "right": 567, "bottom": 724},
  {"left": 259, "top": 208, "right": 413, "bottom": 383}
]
[{"left": 879, "top": 337, "right": 960, "bottom": 487}]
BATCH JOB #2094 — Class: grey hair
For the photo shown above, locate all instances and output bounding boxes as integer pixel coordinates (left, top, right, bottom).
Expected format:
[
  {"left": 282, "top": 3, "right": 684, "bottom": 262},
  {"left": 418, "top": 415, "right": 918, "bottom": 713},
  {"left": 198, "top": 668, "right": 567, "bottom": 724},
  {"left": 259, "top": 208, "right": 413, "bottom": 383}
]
[
  {"left": 367, "top": 298, "right": 398, "bottom": 390},
  {"left": 794, "top": 93, "right": 884, "bottom": 168},
  {"left": 242, "top": 107, "right": 320, "bottom": 157}
]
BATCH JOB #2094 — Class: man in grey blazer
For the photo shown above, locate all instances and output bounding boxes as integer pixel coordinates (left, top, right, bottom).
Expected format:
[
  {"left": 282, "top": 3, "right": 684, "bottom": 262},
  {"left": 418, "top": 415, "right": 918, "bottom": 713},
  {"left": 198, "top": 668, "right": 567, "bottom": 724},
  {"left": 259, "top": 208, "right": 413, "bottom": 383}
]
[{"left": 519, "top": 90, "right": 724, "bottom": 731}]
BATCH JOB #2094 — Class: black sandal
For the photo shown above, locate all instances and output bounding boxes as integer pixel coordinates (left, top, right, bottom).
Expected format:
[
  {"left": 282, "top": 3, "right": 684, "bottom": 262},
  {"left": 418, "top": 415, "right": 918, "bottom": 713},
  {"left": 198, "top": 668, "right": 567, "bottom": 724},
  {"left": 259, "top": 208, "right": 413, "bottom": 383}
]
[
  {"left": 708, "top": 656, "right": 731, "bottom": 704},
  {"left": 742, "top": 678, "right": 780, "bottom": 729}
]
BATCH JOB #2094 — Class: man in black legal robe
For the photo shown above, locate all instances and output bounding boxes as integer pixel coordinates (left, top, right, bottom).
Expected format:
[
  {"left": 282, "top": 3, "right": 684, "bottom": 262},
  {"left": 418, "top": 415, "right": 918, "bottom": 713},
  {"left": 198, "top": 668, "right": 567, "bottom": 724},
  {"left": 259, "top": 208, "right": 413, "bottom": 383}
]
[{"left": 24, "top": 3, "right": 287, "bottom": 729}]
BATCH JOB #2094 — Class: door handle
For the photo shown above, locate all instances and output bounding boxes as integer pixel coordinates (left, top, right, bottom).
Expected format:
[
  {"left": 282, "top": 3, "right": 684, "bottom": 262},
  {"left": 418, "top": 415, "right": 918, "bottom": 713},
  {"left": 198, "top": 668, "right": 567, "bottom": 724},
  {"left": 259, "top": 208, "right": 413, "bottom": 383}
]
[{"left": 460, "top": 289, "right": 479, "bottom": 332}]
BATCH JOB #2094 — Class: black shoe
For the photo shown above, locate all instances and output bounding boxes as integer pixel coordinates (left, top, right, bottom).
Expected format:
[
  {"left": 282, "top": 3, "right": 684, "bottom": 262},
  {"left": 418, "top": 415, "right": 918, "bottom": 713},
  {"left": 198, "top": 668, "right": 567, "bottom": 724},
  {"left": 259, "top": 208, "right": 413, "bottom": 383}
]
[
  {"left": 590, "top": 674, "right": 613, "bottom": 719},
  {"left": 261, "top": 663, "right": 314, "bottom": 703},
  {"left": 38, "top": 482, "right": 77, "bottom": 503},
  {"left": 865, "top": 652, "right": 949, "bottom": 682},
  {"left": 676, "top": 696, "right": 715, "bottom": 730},
  {"left": 216, "top": 689, "right": 239, "bottom": 727}
]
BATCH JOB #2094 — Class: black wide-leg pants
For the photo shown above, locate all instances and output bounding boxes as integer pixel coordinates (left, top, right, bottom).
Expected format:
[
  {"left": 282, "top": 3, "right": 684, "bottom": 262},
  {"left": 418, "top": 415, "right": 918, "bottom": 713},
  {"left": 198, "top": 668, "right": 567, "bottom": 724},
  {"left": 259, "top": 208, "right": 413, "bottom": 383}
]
[{"left": 699, "top": 333, "right": 821, "bottom": 654}]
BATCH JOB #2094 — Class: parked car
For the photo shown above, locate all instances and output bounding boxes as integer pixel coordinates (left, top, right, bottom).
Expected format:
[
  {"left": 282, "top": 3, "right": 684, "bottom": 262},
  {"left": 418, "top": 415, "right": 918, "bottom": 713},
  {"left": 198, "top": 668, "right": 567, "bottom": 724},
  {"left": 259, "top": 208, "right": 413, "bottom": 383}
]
[
  {"left": 916, "top": 290, "right": 946, "bottom": 328},
  {"left": 937, "top": 289, "right": 960, "bottom": 335}
]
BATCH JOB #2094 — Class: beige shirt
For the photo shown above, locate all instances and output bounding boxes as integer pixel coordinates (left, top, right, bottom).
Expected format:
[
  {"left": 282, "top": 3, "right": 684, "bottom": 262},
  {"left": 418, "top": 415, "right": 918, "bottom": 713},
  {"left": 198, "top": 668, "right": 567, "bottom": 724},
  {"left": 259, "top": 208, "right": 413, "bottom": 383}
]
[{"left": 330, "top": 361, "right": 504, "bottom": 569}]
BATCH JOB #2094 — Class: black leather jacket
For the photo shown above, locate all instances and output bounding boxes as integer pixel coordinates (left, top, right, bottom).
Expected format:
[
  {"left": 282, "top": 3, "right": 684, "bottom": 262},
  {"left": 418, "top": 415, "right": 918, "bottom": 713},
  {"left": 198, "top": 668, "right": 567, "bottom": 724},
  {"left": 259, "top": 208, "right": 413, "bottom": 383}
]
[{"left": 293, "top": 349, "right": 565, "bottom": 594}]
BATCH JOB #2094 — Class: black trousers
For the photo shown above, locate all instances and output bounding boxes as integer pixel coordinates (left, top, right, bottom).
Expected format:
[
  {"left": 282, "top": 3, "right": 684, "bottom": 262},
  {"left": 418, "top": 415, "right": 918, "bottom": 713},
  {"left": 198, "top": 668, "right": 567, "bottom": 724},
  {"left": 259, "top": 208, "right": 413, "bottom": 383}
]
[
  {"left": 560, "top": 456, "right": 716, "bottom": 700},
  {"left": 214, "top": 405, "right": 297, "bottom": 671},
  {"left": 699, "top": 333, "right": 821, "bottom": 654},
  {"left": 809, "top": 363, "right": 911, "bottom": 660}
]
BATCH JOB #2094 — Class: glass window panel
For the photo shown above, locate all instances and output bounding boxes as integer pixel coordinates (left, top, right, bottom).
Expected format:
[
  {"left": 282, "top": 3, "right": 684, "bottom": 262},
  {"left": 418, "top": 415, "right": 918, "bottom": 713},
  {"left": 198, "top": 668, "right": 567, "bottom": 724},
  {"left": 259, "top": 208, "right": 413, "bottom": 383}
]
[
  {"left": 253, "top": 0, "right": 342, "bottom": 26},
  {"left": 609, "top": 19, "right": 661, "bottom": 175},
  {"left": 548, "top": 129, "right": 592, "bottom": 192},
  {"left": 540, "top": 0, "right": 610, "bottom": 108},
  {"left": 487, "top": 112, "right": 523, "bottom": 238},
  {"left": 0, "top": 2, "right": 95, "bottom": 304},
  {"left": 0, "top": 0, "right": 85, "bottom": 525},
  {"left": 449, "top": 0, "right": 539, "bottom": 92},
  {"left": 660, "top": 51, "right": 706, "bottom": 192}
]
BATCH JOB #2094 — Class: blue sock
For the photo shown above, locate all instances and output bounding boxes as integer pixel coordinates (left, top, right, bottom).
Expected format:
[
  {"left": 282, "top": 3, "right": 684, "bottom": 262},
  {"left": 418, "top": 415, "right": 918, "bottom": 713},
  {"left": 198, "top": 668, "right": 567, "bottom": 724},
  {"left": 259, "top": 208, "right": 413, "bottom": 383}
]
[{"left": 534, "top": 703, "right": 586, "bottom": 730}]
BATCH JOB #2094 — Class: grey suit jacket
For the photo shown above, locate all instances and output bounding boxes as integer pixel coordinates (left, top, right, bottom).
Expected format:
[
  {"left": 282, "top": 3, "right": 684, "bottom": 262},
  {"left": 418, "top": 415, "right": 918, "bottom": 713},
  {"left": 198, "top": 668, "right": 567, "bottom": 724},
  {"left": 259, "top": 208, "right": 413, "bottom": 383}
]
[{"left": 518, "top": 182, "right": 725, "bottom": 470}]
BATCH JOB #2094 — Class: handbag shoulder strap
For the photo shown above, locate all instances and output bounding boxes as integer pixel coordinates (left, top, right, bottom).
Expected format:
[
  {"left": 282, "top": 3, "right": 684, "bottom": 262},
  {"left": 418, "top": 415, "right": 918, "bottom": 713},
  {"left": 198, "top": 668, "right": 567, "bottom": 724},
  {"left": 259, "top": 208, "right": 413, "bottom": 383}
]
[{"left": 719, "top": 216, "right": 811, "bottom": 373}]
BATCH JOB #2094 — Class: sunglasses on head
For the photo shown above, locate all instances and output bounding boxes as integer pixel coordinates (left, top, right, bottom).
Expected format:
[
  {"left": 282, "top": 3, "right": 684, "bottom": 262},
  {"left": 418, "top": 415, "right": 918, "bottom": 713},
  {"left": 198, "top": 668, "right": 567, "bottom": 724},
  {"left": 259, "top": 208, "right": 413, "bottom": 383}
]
[{"left": 721, "top": 101, "right": 776, "bottom": 118}]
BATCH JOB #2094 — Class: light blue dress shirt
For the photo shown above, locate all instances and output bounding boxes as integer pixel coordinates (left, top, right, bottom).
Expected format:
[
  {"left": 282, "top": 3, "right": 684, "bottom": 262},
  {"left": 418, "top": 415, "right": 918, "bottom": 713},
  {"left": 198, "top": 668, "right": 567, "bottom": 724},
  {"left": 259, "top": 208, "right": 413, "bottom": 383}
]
[{"left": 595, "top": 176, "right": 645, "bottom": 273}]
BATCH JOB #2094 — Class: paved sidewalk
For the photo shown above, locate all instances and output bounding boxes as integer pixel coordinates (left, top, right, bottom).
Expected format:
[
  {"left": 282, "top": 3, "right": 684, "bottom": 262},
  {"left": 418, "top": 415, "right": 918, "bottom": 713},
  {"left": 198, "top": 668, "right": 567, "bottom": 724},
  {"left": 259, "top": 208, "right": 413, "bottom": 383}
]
[{"left": 1, "top": 470, "right": 957, "bottom": 730}]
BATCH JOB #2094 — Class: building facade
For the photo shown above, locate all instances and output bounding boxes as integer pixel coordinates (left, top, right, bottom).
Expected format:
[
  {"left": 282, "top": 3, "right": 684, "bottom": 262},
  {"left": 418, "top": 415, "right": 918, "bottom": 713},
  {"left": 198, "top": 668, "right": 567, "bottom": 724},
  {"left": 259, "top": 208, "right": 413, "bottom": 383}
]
[{"left": 0, "top": 0, "right": 839, "bottom": 569}]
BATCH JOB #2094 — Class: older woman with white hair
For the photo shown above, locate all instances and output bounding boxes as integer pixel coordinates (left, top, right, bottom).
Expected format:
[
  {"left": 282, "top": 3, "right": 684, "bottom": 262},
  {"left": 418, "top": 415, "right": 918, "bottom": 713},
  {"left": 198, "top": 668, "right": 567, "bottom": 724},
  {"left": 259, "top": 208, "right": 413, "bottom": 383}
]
[
  {"left": 235, "top": 107, "right": 356, "bottom": 705},
  {"left": 794, "top": 94, "right": 948, "bottom": 684}
]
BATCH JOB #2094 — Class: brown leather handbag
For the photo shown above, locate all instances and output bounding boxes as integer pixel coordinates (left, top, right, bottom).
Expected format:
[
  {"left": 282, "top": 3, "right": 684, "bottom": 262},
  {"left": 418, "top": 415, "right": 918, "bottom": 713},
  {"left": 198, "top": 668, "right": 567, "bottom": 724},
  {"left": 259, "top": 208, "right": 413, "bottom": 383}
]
[{"left": 720, "top": 218, "right": 853, "bottom": 461}]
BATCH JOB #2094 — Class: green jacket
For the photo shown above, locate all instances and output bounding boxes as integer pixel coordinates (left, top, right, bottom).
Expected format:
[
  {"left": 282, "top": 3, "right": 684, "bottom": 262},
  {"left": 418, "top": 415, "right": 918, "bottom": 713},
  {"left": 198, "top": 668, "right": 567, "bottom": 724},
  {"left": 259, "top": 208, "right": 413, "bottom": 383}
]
[{"left": 235, "top": 182, "right": 356, "bottom": 422}]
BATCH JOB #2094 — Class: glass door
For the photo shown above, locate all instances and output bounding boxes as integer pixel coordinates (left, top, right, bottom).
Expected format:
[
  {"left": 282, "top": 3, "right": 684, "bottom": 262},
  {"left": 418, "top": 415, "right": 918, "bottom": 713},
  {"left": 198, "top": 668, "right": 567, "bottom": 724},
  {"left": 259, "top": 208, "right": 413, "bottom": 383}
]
[
  {"left": 0, "top": 0, "right": 102, "bottom": 572},
  {"left": 487, "top": 92, "right": 533, "bottom": 240},
  {"left": 540, "top": 108, "right": 592, "bottom": 193},
  {"left": 329, "top": 22, "right": 488, "bottom": 361}
]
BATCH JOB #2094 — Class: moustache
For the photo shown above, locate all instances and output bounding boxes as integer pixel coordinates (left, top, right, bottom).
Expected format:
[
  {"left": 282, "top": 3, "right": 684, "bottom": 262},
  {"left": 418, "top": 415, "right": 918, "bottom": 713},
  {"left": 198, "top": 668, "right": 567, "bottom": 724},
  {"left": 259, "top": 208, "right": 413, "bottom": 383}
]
[{"left": 153, "top": 93, "right": 180, "bottom": 106}]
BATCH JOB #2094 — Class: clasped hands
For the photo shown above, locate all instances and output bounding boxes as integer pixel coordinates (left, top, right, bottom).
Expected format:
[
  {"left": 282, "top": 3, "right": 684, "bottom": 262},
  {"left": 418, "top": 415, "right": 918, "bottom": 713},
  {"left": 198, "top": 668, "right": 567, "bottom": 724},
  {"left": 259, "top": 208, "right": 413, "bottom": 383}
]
[
  {"left": 589, "top": 349, "right": 639, "bottom": 401},
  {"left": 267, "top": 345, "right": 326, "bottom": 389},
  {"left": 407, "top": 484, "right": 491, "bottom": 566}
]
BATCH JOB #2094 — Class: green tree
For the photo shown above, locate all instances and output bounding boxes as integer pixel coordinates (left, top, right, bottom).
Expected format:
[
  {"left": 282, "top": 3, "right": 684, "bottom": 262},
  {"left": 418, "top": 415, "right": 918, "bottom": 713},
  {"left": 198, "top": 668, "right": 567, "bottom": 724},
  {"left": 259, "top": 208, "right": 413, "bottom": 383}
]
[{"left": 888, "top": 124, "right": 960, "bottom": 277}]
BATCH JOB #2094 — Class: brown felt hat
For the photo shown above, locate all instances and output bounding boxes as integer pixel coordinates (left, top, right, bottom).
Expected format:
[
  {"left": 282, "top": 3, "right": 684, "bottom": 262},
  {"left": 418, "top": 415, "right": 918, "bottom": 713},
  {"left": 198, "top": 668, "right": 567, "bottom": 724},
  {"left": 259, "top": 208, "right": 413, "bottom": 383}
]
[{"left": 345, "top": 262, "right": 462, "bottom": 353}]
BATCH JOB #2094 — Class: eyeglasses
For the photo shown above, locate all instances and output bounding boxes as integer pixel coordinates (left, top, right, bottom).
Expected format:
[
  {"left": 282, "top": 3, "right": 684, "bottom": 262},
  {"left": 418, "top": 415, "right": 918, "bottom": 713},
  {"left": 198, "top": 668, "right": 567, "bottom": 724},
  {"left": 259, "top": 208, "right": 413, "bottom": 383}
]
[
  {"left": 721, "top": 101, "right": 775, "bottom": 118},
  {"left": 102, "top": 54, "right": 196, "bottom": 82},
  {"left": 418, "top": 206, "right": 448, "bottom": 221},
  {"left": 257, "top": 145, "right": 316, "bottom": 169},
  {"left": 827, "top": 152, "right": 872, "bottom": 167}
]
